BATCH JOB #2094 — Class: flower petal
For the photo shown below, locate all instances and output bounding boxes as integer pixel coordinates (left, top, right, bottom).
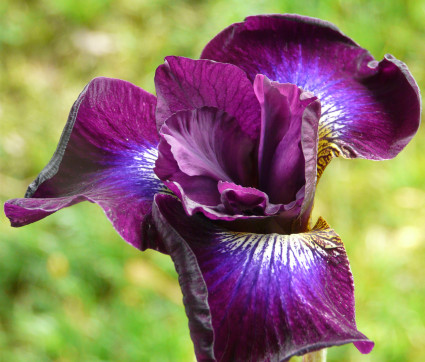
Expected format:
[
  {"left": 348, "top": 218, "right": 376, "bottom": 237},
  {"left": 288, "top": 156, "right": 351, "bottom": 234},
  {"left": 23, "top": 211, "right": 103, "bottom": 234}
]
[
  {"left": 156, "top": 107, "right": 254, "bottom": 184},
  {"left": 253, "top": 75, "right": 320, "bottom": 230},
  {"left": 202, "top": 15, "right": 421, "bottom": 173},
  {"left": 155, "top": 106, "right": 261, "bottom": 220},
  {"left": 4, "top": 77, "right": 163, "bottom": 250},
  {"left": 153, "top": 194, "right": 374, "bottom": 361},
  {"left": 218, "top": 181, "right": 283, "bottom": 216},
  {"left": 154, "top": 56, "right": 262, "bottom": 139}
]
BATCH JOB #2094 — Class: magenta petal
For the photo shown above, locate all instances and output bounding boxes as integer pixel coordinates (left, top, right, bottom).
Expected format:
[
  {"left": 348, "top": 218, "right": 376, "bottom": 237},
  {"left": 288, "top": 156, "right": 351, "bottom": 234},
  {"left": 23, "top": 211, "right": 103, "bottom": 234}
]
[
  {"left": 5, "top": 77, "right": 163, "bottom": 250},
  {"left": 154, "top": 56, "right": 262, "bottom": 139},
  {"left": 155, "top": 106, "right": 257, "bottom": 220},
  {"left": 153, "top": 194, "right": 374, "bottom": 361},
  {"left": 5, "top": 196, "right": 85, "bottom": 225},
  {"left": 157, "top": 107, "right": 254, "bottom": 184},
  {"left": 218, "top": 181, "right": 283, "bottom": 216},
  {"left": 254, "top": 75, "right": 320, "bottom": 217},
  {"left": 202, "top": 15, "right": 421, "bottom": 160}
]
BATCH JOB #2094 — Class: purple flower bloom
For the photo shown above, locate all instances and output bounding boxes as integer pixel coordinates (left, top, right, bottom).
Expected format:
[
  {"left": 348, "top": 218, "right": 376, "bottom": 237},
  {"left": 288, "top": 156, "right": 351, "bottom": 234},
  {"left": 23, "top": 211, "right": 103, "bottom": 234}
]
[{"left": 4, "top": 14, "right": 421, "bottom": 362}]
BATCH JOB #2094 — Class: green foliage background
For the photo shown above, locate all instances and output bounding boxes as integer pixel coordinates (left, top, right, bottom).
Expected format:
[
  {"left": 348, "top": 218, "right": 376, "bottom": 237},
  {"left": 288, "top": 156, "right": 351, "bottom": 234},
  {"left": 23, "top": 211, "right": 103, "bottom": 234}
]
[{"left": 1, "top": 0, "right": 424, "bottom": 361}]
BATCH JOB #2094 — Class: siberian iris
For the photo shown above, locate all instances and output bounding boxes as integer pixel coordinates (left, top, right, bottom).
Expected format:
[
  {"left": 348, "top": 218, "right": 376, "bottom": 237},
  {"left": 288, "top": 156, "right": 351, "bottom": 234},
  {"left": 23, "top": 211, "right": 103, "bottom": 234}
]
[{"left": 5, "top": 14, "right": 421, "bottom": 361}]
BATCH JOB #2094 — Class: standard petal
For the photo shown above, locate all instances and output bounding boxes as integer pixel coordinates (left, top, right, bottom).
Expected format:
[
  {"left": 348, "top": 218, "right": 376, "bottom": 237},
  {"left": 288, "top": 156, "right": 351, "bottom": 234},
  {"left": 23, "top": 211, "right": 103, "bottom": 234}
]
[
  {"left": 154, "top": 56, "right": 262, "bottom": 139},
  {"left": 153, "top": 194, "right": 374, "bottom": 362},
  {"left": 253, "top": 75, "right": 320, "bottom": 227},
  {"left": 157, "top": 107, "right": 254, "bottom": 184},
  {"left": 202, "top": 15, "right": 421, "bottom": 172},
  {"left": 155, "top": 106, "right": 260, "bottom": 220},
  {"left": 4, "top": 77, "right": 163, "bottom": 250}
]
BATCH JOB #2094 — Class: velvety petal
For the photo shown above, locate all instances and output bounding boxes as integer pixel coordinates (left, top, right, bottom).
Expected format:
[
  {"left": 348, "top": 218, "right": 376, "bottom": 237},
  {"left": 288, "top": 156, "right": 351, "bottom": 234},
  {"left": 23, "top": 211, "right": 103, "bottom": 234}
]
[
  {"left": 155, "top": 138, "right": 222, "bottom": 208},
  {"left": 157, "top": 107, "right": 254, "bottom": 184},
  {"left": 218, "top": 181, "right": 284, "bottom": 216},
  {"left": 202, "top": 14, "right": 421, "bottom": 173},
  {"left": 4, "top": 77, "right": 163, "bottom": 250},
  {"left": 153, "top": 194, "right": 374, "bottom": 361},
  {"left": 298, "top": 88, "right": 321, "bottom": 229},
  {"left": 253, "top": 75, "right": 320, "bottom": 227},
  {"left": 154, "top": 56, "right": 262, "bottom": 139},
  {"left": 155, "top": 106, "right": 261, "bottom": 220}
]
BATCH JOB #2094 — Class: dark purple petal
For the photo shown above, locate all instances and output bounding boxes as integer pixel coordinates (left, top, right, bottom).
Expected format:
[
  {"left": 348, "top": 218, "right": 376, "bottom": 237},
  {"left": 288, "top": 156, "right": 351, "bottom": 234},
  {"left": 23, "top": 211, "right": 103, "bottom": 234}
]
[
  {"left": 154, "top": 56, "right": 262, "bottom": 139},
  {"left": 298, "top": 88, "right": 321, "bottom": 229},
  {"left": 153, "top": 194, "right": 374, "bottom": 361},
  {"left": 155, "top": 137, "right": 222, "bottom": 210},
  {"left": 253, "top": 75, "right": 320, "bottom": 225},
  {"left": 218, "top": 181, "right": 284, "bottom": 216},
  {"left": 155, "top": 106, "right": 262, "bottom": 220},
  {"left": 156, "top": 107, "right": 254, "bottom": 184},
  {"left": 5, "top": 77, "right": 163, "bottom": 250},
  {"left": 202, "top": 15, "right": 421, "bottom": 168}
]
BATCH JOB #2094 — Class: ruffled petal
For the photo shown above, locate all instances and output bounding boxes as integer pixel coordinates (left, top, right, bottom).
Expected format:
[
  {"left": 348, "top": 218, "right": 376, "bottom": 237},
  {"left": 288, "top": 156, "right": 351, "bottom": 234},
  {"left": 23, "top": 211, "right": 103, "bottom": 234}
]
[
  {"left": 4, "top": 77, "right": 163, "bottom": 250},
  {"left": 154, "top": 56, "right": 262, "bottom": 139},
  {"left": 152, "top": 194, "right": 374, "bottom": 361},
  {"left": 202, "top": 15, "right": 421, "bottom": 175},
  {"left": 218, "top": 181, "right": 283, "bottom": 216},
  {"left": 156, "top": 106, "right": 271, "bottom": 220},
  {"left": 156, "top": 107, "right": 254, "bottom": 184},
  {"left": 253, "top": 75, "right": 320, "bottom": 229},
  {"left": 154, "top": 106, "right": 302, "bottom": 221}
]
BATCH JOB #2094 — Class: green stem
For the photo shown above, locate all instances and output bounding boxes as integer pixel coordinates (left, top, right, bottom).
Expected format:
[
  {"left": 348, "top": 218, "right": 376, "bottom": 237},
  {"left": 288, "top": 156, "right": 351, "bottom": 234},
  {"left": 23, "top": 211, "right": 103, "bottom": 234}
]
[{"left": 302, "top": 349, "right": 327, "bottom": 362}]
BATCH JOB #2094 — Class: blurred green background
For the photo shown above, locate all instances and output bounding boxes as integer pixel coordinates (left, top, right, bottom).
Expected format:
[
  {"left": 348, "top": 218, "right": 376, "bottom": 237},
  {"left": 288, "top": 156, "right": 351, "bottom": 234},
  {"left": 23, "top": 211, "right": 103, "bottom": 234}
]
[{"left": 1, "top": 0, "right": 424, "bottom": 361}]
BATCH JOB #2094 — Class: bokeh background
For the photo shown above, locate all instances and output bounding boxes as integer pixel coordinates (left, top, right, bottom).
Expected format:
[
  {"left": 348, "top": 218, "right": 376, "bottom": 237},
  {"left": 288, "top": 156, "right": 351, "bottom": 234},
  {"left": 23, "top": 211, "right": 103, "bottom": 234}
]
[{"left": 1, "top": 0, "right": 425, "bottom": 361}]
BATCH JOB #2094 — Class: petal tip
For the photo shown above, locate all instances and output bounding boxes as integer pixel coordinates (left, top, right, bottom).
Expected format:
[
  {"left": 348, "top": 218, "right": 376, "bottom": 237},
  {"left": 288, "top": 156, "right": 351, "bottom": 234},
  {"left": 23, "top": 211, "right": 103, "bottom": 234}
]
[
  {"left": 354, "top": 340, "right": 375, "bottom": 354},
  {"left": 3, "top": 199, "right": 51, "bottom": 227},
  {"left": 4, "top": 200, "right": 19, "bottom": 226}
]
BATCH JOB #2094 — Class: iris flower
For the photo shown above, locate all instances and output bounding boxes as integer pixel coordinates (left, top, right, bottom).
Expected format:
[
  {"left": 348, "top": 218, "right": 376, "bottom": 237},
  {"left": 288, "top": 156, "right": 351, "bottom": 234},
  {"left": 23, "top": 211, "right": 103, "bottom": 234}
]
[{"left": 5, "top": 14, "right": 420, "bottom": 361}]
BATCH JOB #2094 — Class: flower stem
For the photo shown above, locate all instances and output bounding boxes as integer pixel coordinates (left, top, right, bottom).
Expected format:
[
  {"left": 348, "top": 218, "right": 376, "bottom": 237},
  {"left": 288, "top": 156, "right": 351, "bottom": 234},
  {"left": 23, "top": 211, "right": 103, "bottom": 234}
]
[{"left": 302, "top": 349, "right": 327, "bottom": 362}]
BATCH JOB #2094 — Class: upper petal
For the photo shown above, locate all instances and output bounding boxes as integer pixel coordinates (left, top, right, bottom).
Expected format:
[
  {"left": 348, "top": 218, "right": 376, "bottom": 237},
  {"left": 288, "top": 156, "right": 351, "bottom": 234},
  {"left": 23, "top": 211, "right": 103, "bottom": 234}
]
[
  {"left": 253, "top": 75, "right": 320, "bottom": 229},
  {"left": 202, "top": 15, "right": 421, "bottom": 168},
  {"left": 155, "top": 106, "right": 274, "bottom": 220},
  {"left": 4, "top": 77, "right": 164, "bottom": 251},
  {"left": 154, "top": 56, "right": 262, "bottom": 139},
  {"left": 154, "top": 105, "right": 303, "bottom": 221},
  {"left": 153, "top": 194, "right": 374, "bottom": 361},
  {"left": 156, "top": 107, "right": 255, "bottom": 185}
]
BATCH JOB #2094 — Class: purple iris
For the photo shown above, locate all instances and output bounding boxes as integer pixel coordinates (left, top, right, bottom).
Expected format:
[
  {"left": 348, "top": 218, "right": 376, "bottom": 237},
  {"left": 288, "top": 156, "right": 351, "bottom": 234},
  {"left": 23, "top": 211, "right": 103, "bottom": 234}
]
[{"left": 5, "top": 14, "right": 421, "bottom": 361}]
